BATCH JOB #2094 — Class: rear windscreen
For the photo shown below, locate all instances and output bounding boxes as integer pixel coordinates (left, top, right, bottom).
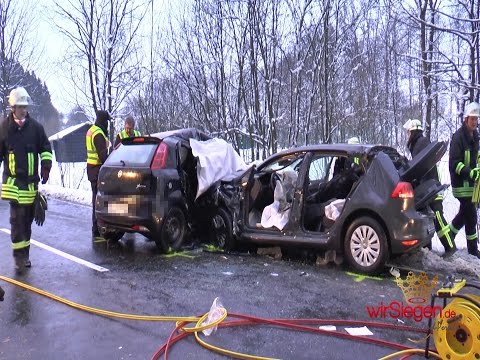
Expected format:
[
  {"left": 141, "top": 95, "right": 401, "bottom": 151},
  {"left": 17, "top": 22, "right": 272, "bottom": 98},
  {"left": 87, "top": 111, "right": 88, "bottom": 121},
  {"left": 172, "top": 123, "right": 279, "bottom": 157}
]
[{"left": 105, "top": 143, "right": 158, "bottom": 167}]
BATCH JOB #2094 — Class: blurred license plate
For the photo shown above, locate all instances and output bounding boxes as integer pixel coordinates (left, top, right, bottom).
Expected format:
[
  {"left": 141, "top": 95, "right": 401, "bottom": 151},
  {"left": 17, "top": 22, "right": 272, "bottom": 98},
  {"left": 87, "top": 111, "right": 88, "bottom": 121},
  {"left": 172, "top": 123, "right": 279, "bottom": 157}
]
[{"left": 108, "top": 203, "right": 129, "bottom": 215}]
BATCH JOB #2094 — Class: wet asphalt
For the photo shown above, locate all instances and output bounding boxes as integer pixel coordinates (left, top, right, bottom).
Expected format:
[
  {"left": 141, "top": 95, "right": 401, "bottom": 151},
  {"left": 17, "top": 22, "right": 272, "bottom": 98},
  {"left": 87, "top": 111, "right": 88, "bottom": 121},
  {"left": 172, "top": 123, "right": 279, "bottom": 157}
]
[{"left": 0, "top": 198, "right": 441, "bottom": 359}]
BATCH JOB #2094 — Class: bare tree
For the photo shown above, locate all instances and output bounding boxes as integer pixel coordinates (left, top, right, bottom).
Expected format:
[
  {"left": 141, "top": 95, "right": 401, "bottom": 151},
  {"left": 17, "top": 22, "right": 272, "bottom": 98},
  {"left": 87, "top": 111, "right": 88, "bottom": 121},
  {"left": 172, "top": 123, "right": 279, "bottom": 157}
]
[
  {"left": 0, "top": 0, "right": 40, "bottom": 115},
  {"left": 54, "top": 0, "right": 150, "bottom": 143}
]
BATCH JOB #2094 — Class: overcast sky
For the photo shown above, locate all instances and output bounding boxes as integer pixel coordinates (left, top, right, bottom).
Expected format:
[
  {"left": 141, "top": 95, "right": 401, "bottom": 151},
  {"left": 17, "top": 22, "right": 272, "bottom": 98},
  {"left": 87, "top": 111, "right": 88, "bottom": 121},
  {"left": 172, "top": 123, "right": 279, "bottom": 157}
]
[{"left": 32, "top": 0, "right": 175, "bottom": 117}]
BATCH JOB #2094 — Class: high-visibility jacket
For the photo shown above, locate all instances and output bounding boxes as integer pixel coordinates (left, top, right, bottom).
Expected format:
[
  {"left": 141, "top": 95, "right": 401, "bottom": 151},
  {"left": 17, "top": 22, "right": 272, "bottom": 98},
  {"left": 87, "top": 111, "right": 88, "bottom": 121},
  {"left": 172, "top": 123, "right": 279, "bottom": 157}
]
[
  {"left": 0, "top": 114, "right": 53, "bottom": 204},
  {"left": 449, "top": 123, "right": 479, "bottom": 198},
  {"left": 86, "top": 125, "right": 108, "bottom": 165},
  {"left": 119, "top": 129, "right": 141, "bottom": 139}
]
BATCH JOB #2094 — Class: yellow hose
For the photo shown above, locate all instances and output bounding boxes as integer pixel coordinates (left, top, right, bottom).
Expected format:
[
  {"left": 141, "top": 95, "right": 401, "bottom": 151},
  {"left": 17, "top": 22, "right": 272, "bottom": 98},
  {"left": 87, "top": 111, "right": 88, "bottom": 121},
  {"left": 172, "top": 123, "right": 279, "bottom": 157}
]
[
  {"left": 0, "top": 275, "right": 199, "bottom": 322},
  {"left": 378, "top": 348, "right": 442, "bottom": 360}
]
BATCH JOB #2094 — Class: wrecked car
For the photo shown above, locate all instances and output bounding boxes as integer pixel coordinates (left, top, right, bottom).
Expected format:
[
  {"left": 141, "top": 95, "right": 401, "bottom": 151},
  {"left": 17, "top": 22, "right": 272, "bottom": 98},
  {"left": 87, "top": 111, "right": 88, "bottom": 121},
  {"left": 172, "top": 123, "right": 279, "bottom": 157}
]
[
  {"left": 202, "top": 142, "right": 448, "bottom": 274},
  {"left": 95, "top": 128, "right": 211, "bottom": 252}
]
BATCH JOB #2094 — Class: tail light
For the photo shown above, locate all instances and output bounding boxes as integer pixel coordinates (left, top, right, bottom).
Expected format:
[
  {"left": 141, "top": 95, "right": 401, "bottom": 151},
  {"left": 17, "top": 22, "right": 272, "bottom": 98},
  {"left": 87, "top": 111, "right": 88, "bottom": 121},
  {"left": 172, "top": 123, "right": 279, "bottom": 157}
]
[
  {"left": 151, "top": 142, "right": 168, "bottom": 170},
  {"left": 391, "top": 182, "right": 414, "bottom": 198}
]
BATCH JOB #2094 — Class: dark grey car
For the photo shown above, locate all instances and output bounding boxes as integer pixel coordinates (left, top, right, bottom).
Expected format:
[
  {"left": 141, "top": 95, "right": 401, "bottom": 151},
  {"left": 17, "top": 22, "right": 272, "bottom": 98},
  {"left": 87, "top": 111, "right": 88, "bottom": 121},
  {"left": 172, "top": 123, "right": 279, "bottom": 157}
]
[
  {"left": 202, "top": 141, "right": 447, "bottom": 274},
  {"left": 95, "top": 128, "right": 210, "bottom": 252}
]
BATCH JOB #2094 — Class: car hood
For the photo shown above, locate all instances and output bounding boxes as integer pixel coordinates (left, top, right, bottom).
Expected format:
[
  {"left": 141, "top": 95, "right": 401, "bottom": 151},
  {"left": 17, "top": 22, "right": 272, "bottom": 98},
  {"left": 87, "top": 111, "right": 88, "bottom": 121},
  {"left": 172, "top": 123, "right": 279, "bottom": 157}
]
[{"left": 399, "top": 141, "right": 447, "bottom": 183}]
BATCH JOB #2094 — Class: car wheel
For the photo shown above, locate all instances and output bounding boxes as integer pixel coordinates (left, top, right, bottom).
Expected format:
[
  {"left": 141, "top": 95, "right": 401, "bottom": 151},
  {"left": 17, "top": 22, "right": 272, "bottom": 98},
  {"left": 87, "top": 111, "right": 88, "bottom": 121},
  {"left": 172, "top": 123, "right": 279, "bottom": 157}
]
[
  {"left": 103, "top": 230, "right": 125, "bottom": 242},
  {"left": 156, "top": 207, "right": 187, "bottom": 253},
  {"left": 344, "top": 216, "right": 388, "bottom": 274},
  {"left": 210, "top": 207, "right": 235, "bottom": 251}
]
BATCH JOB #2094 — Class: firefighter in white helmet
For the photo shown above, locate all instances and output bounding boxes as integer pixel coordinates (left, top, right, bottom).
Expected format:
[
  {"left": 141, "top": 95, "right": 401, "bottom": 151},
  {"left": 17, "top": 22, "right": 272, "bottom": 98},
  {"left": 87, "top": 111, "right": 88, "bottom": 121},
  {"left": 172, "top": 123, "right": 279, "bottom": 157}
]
[
  {"left": 0, "top": 87, "right": 53, "bottom": 271},
  {"left": 449, "top": 102, "right": 480, "bottom": 258},
  {"left": 403, "top": 118, "right": 455, "bottom": 256}
]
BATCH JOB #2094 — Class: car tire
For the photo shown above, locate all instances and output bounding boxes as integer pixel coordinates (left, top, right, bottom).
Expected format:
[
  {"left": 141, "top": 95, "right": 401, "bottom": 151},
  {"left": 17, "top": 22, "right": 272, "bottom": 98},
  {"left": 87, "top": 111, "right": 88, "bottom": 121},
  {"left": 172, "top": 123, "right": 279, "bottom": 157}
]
[
  {"left": 344, "top": 216, "right": 388, "bottom": 274},
  {"left": 156, "top": 207, "right": 187, "bottom": 253},
  {"left": 210, "top": 207, "right": 235, "bottom": 251},
  {"left": 103, "top": 230, "right": 125, "bottom": 242}
]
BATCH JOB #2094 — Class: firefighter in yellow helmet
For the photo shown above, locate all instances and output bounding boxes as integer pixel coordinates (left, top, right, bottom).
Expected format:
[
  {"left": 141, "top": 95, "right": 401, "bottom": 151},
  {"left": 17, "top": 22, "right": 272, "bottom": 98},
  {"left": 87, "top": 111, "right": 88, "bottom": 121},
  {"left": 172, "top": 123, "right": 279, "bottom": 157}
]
[
  {"left": 0, "top": 87, "right": 53, "bottom": 271},
  {"left": 86, "top": 110, "right": 110, "bottom": 241},
  {"left": 114, "top": 115, "right": 141, "bottom": 148}
]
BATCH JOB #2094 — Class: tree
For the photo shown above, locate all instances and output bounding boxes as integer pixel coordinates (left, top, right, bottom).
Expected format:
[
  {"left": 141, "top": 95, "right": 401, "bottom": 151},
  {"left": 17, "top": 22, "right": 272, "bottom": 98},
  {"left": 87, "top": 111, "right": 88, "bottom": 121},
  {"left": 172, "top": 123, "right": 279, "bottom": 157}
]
[
  {"left": 54, "top": 0, "right": 150, "bottom": 144},
  {"left": 0, "top": 0, "right": 41, "bottom": 115}
]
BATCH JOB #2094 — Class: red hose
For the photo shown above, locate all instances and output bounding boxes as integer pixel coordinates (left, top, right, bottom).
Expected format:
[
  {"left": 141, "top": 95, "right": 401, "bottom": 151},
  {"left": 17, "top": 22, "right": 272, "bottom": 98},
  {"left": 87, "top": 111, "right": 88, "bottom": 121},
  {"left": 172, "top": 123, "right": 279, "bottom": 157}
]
[{"left": 151, "top": 313, "right": 433, "bottom": 360}]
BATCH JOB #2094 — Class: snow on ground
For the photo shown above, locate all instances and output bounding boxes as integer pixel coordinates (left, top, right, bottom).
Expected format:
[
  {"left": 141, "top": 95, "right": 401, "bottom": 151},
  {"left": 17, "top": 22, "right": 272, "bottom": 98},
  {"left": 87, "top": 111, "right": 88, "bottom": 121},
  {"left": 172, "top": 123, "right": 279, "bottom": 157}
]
[{"left": 35, "top": 155, "right": 480, "bottom": 279}]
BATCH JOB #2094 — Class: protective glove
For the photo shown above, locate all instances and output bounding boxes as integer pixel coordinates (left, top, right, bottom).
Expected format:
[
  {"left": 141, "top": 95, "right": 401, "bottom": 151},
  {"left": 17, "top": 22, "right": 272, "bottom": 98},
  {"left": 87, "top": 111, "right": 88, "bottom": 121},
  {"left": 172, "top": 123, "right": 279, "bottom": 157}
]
[
  {"left": 41, "top": 166, "right": 50, "bottom": 184},
  {"left": 470, "top": 168, "right": 480, "bottom": 182},
  {"left": 34, "top": 192, "right": 48, "bottom": 226}
]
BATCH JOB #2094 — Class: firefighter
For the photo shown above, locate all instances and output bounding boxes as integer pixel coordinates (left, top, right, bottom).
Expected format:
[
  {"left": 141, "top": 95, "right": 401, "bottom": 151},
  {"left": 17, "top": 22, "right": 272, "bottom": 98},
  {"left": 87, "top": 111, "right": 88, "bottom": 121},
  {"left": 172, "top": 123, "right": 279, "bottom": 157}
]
[
  {"left": 113, "top": 116, "right": 141, "bottom": 148},
  {"left": 449, "top": 102, "right": 480, "bottom": 258},
  {"left": 86, "top": 110, "right": 110, "bottom": 241},
  {"left": 403, "top": 119, "right": 456, "bottom": 256},
  {"left": 0, "top": 87, "right": 52, "bottom": 270}
]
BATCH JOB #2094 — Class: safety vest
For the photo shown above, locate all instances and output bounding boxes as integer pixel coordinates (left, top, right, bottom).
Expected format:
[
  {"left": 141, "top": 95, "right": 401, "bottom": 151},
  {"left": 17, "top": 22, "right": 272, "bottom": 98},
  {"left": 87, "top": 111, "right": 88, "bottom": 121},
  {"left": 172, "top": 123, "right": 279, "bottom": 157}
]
[
  {"left": 86, "top": 125, "right": 108, "bottom": 165},
  {"left": 119, "top": 129, "right": 141, "bottom": 139}
]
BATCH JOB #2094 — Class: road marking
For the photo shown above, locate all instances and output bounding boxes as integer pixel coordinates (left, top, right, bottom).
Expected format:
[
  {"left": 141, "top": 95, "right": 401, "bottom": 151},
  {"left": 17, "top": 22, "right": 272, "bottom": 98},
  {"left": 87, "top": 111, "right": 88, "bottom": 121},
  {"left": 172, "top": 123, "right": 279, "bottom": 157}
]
[{"left": 0, "top": 228, "right": 109, "bottom": 272}]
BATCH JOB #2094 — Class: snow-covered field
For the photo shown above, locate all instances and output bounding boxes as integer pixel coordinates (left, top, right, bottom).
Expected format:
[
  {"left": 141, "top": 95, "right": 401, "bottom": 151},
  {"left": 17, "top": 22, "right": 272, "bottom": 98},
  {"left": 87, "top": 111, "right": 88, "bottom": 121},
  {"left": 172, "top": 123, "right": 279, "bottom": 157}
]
[{"left": 35, "top": 154, "right": 480, "bottom": 279}]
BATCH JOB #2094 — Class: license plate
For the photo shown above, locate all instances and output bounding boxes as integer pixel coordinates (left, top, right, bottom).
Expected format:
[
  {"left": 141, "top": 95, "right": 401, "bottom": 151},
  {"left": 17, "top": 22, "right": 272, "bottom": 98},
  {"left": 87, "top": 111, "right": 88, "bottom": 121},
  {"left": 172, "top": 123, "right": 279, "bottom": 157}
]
[{"left": 108, "top": 203, "right": 129, "bottom": 215}]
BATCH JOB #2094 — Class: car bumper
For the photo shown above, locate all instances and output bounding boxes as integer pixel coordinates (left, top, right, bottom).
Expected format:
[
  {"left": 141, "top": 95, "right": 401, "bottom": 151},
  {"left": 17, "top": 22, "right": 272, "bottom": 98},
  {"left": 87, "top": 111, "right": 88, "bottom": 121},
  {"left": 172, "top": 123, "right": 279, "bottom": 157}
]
[
  {"left": 95, "top": 193, "right": 164, "bottom": 234},
  {"left": 389, "top": 210, "right": 435, "bottom": 254}
]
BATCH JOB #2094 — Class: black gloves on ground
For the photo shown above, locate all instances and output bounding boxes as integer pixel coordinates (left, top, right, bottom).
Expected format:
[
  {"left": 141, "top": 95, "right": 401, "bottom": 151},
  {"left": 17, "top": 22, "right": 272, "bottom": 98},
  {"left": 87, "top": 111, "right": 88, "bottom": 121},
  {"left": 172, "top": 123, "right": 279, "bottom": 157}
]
[{"left": 34, "top": 192, "right": 48, "bottom": 226}]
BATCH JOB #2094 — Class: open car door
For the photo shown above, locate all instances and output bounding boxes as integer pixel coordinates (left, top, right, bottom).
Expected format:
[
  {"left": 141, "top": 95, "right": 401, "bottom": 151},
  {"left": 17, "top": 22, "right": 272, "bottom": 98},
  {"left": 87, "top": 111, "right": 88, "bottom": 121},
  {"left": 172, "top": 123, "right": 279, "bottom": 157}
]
[{"left": 398, "top": 141, "right": 447, "bottom": 183}]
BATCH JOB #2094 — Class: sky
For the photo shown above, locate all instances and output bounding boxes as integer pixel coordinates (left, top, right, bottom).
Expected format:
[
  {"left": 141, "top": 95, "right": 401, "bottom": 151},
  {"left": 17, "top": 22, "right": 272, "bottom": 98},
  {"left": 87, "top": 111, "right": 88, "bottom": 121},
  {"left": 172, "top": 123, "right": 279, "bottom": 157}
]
[
  {"left": 33, "top": 0, "right": 175, "bottom": 116},
  {"left": 34, "top": 150, "right": 480, "bottom": 280}
]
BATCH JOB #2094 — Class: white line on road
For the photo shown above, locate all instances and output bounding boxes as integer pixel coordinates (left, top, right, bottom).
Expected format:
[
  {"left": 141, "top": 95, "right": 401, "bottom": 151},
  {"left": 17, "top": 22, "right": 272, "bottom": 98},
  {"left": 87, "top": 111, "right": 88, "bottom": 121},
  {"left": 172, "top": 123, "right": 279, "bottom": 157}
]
[{"left": 0, "top": 228, "right": 109, "bottom": 272}]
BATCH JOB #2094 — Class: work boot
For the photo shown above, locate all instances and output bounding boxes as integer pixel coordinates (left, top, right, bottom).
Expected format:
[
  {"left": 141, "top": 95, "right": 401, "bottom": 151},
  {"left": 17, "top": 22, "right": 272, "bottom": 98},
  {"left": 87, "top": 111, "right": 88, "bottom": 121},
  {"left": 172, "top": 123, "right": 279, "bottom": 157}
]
[
  {"left": 14, "top": 257, "right": 24, "bottom": 271},
  {"left": 467, "top": 240, "right": 480, "bottom": 259},
  {"left": 443, "top": 246, "right": 457, "bottom": 259}
]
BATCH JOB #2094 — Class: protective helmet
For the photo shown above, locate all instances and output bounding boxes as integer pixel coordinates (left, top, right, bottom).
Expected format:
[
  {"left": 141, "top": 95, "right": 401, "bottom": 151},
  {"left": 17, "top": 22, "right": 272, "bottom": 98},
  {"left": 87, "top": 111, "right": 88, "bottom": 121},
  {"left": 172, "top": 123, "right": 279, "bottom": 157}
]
[
  {"left": 8, "top": 87, "right": 31, "bottom": 106},
  {"left": 464, "top": 102, "right": 480, "bottom": 118},
  {"left": 403, "top": 119, "right": 423, "bottom": 131},
  {"left": 347, "top": 136, "right": 360, "bottom": 144}
]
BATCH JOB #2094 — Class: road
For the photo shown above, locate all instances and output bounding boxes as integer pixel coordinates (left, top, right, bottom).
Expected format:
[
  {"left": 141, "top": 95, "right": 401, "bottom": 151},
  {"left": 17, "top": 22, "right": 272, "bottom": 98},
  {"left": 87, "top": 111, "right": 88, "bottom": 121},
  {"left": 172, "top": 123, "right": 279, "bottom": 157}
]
[{"left": 0, "top": 198, "right": 455, "bottom": 359}]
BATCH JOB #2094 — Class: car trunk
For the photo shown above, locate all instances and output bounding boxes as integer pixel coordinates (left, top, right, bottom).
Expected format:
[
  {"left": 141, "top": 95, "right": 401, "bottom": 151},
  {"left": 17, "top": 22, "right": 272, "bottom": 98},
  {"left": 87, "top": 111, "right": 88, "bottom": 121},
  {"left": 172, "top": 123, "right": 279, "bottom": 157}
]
[{"left": 98, "top": 140, "right": 159, "bottom": 196}]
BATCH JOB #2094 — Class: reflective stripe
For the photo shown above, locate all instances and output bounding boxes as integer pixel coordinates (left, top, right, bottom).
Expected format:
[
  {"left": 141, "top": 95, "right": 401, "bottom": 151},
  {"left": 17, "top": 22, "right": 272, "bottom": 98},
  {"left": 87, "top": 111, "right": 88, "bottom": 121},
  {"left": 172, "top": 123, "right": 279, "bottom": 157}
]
[
  {"left": 28, "top": 152, "right": 34, "bottom": 176},
  {"left": 435, "top": 211, "right": 453, "bottom": 248},
  {"left": 465, "top": 150, "right": 471, "bottom": 169},
  {"left": 455, "top": 162, "right": 465, "bottom": 175},
  {"left": 40, "top": 151, "right": 53, "bottom": 161},
  {"left": 12, "top": 240, "right": 30, "bottom": 250},
  {"left": 119, "top": 129, "right": 141, "bottom": 139},
  {"left": 8, "top": 152, "right": 15, "bottom": 175},
  {"left": 450, "top": 224, "right": 459, "bottom": 234},
  {"left": 86, "top": 126, "right": 107, "bottom": 165},
  {"left": 466, "top": 233, "right": 478, "bottom": 241},
  {"left": 452, "top": 187, "right": 474, "bottom": 198},
  {"left": 353, "top": 157, "right": 360, "bottom": 165},
  {"left": 1, "top": 177, "right": 36, "bottom": 204}
]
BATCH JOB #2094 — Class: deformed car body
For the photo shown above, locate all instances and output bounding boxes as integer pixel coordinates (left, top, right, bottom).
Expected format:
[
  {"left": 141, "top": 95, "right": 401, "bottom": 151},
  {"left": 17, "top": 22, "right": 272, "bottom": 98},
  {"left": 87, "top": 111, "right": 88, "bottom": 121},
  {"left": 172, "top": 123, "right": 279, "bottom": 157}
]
[
  {"left": 95, "top": 128, "right": 211, "bottom": 252},
  {"left": 202, "top": 141, "right": 448, "bottom": 274}
]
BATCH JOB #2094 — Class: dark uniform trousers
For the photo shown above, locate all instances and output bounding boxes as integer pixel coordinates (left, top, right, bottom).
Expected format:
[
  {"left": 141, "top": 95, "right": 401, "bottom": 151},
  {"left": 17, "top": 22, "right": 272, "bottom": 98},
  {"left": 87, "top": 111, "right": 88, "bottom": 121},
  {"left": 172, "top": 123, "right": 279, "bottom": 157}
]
[
  {"left": 10, "top": 201, "right": 35, "bottom": 260},
  {"left": 430, "top": 199, "right": 455, "bottom": 250},
  {"left": 451, "top": 198, "right": 478, "bottom": 253},
  {"left": 91, "top": 179, "right": 99, "bottom": 236}
]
